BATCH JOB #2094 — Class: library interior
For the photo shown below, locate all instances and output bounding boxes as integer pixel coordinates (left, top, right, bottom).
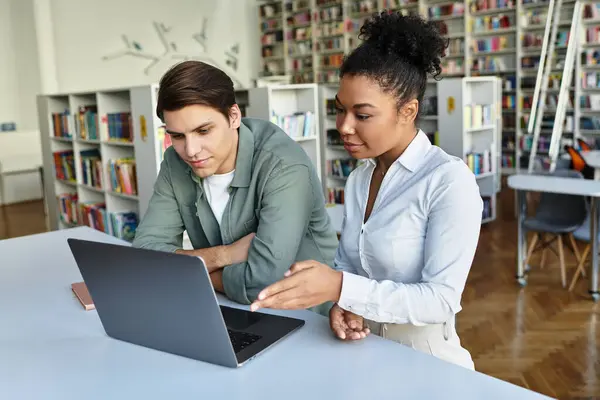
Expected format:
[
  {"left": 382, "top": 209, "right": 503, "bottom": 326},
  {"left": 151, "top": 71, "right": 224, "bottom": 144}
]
[{"left": 1, "top": 0, "right": 600, "bottom": 398}]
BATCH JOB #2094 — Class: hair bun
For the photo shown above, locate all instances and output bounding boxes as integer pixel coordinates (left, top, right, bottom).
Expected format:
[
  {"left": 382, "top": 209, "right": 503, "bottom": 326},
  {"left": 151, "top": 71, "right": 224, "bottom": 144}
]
[{"left": 359, "top": 11, "right": 447, "bottom": 77}]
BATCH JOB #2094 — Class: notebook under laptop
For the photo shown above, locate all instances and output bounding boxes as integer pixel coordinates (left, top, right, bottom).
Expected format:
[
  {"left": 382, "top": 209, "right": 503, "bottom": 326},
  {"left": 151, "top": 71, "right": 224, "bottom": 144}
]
[{"left": 67, "top": 238, "right": 305, "bottom": 368}]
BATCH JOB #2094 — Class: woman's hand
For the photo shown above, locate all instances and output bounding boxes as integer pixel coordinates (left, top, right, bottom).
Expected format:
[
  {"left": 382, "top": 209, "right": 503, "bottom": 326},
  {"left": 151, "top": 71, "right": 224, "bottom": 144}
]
[
  {"left": 250, "top": 260, "right": 343, "bottom": 311},
  {"left": 329, "top": 303, "right": 370, "bottom": 340}
]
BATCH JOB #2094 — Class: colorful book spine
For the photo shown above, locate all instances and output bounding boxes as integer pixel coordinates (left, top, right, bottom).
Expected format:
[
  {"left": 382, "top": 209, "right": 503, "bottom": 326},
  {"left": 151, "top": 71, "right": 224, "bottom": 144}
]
[
  {"left": 53, "top": 150, "right": 76, "bottom": 181},
  {"left": 107, "top": 158, "right": 137, "bottom": 195}
]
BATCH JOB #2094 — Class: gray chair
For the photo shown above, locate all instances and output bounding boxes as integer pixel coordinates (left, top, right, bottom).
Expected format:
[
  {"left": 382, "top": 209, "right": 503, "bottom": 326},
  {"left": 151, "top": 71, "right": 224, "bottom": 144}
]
[
  {"left": 567, "top": 212, "right": 600, "bottom": 291},
  {"left": 523, "top": 169, "right": 588, "bottom": 288}
]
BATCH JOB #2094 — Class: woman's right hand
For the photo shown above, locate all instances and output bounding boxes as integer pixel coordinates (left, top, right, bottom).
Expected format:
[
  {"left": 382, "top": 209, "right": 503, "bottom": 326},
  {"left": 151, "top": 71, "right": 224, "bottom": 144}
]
[{"left": 329, "top": 303, "right": 370, "bottom": 340}]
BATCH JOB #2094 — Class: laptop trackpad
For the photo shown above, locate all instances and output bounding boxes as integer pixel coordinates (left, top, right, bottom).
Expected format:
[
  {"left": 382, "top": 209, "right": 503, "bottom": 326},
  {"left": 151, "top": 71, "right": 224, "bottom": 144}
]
[{"left": 220, "top": 306, "right": 262, "bottom": 330}]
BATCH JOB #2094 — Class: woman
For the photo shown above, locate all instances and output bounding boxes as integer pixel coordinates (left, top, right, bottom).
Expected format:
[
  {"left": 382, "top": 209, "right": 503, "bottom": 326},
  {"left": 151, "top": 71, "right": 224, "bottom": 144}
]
[{"left": 250, "top": 11, "right": 482, "bottom": 370}]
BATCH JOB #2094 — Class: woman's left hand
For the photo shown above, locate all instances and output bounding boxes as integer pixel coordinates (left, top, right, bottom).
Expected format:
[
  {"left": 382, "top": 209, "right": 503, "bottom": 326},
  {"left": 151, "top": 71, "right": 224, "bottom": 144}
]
[{"left": 250, "top": 260, "right": 343, "bottom": 311}]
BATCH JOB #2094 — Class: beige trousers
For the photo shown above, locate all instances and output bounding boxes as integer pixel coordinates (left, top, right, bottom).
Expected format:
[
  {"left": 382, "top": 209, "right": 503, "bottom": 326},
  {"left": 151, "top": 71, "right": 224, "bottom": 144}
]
[{"left": 365, "top": 318, "right": 475, "bottom": 370}]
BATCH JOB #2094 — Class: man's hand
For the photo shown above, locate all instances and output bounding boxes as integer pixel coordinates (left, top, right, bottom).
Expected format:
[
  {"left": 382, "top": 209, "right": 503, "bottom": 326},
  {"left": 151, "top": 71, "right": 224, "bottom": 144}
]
[
  {"left": 329, "top": 303, "right": 370, "bottom": 341},
  {"left": 225, "top": 233, "right": 256, "bottom": 266},
  {"left": 249, "top": 260, "right": 342, "bottom": 311}
]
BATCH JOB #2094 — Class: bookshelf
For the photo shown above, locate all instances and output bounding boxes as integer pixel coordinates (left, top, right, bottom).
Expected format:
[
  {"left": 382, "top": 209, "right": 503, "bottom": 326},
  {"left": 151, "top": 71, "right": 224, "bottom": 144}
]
[
  {"left": 578, "top": 2, "right": 600, "bottom": 149},
  {"left": 257, "top": 0, "right": 600, "bottom": 178},
  {"left": 245, "top": 83, "right": 323, "bottom": 184},
  {"left": 437, "top": 76, "right": 502, "bottom": 224},
  {"left": 37, "top": 85, "right": 164, "bottom": 242}
]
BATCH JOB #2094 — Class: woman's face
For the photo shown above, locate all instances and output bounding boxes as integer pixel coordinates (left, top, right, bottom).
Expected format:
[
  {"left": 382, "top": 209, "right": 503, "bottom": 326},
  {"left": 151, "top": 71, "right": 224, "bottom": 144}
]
[{"left": 335, "top": 74, "right": 418, "bottom": 161}]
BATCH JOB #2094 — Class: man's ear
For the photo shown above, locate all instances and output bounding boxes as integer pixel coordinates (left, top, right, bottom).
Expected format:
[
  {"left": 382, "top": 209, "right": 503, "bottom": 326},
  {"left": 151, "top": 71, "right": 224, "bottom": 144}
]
[{"left": 229, "top": 104, "right": 242, "bottom": 129}]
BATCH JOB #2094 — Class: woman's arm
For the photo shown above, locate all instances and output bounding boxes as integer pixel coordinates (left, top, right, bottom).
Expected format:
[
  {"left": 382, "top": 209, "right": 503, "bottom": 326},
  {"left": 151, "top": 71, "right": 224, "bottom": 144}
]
[{"left": 337, "top": 163, "right": 482, "bottom": 325}]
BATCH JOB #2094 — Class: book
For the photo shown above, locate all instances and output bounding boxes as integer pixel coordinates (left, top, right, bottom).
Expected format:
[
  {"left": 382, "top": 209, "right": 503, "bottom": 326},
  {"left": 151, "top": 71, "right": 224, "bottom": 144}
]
[{"left": 71, "top": 282, "right": 94, "bottom": 311}]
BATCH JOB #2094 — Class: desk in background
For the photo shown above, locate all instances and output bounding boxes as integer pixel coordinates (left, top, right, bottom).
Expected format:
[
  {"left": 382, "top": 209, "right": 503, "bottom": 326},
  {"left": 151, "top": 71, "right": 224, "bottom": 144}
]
[
  {"left": 508, "top": 174, "right": 600, "bottom": 301},
  {"left": 0, "top": 227, "right": 551, "bottom": 399}
]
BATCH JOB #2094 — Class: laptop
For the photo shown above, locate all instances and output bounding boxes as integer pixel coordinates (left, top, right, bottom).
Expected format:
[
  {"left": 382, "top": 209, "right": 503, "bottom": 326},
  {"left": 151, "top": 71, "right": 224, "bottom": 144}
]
[{"left": 67, "top": 238, "right": 305, "bottom": 368}]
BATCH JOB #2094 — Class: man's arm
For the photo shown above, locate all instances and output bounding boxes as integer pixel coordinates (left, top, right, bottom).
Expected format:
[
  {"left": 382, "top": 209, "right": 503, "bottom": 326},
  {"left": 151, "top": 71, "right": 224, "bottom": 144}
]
[
  {"left": 211, "top": 270, "right": 225, "bottom": 293},
  {"left": 132, "top": 158, "right": 186, "bottom": 253},
  {"left": 132, "top": 155, "right": 249, "bottom": 272},
  {"left": 221, "top": 164, "right": 315, "bottom": 304}
]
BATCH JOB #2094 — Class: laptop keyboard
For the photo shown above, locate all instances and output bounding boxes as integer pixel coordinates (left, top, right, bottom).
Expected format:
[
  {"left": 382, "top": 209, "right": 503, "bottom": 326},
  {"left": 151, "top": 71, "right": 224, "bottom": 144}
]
[{"left": 228, "top": 329, "right": 261, "bottom": 353}]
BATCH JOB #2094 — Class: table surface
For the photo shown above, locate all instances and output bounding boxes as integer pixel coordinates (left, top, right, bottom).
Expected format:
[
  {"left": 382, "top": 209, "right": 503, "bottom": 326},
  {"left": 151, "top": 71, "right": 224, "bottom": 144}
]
[
  {"left": 582, "top": 150, "right": 600, "bottom": 169},
  {"left": 508, "top": 173, "right": 600, "bottom": 196},
  {"left": 0, "top": 227, "right": 550, "bottom": 400}
]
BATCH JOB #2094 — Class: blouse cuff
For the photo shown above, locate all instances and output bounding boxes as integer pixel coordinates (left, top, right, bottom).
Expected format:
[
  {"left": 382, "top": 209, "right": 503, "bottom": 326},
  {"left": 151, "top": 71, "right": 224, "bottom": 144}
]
[{"left": 338, "top": 271, "right": 371, "bottom": 313}]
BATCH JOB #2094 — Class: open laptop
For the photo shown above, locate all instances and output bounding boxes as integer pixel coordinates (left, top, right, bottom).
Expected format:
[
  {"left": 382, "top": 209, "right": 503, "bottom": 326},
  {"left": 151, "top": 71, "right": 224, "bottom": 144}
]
[{"left": 67, "top": 238, "right": 305, "bottom": 368}]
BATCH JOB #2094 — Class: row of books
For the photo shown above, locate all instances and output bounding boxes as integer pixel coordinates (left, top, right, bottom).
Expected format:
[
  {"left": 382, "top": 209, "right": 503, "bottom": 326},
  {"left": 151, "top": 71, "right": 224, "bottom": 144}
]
[
  {"left": 465, "top": 150, "right": 493, "bottom": 175},
  {"left": 271, "top": 111, "right": 315, "bottom": 138},
  {"left": 502, "top": 94, "right": 516, "bottom": 110},
  {"left": 52, "top": 111, "right": 72, "bottom": 138},
  {"left": 464, "top": 104, "right": 494, "bottom": 129},
  {"left": 586, "top": 26, "right": 599, "bottom": 43},
  {"left": 58, "top": 193, "right": 78, "bottom": 225},
  {"left": 470, "top": 14, "right": 512, "bottom": 32},
  {"left": 107, "top": 112, "right": 134, "bottom": 143},
  {"left": 327, "top": 159, "right": 358, "bottom": 179},
  {"left": 581, "top": 116, "right": 600, "bottom": 131},
  {"left": 583, "top": 71, "right": 600, "bottom": 89},
  {"left": 53, "top": 150, "right": 76, "bottom": 182},
  {"left": 80, "top": 150, "right": 103, "bottom": 189},
  {"left": 522, "top": 94, "right": 573, "bottom": 110},
  {"left": 327, "top": 187, "right": 345, "bottom": 205},
  {"left": 471, "top": 36, "right": 510, "bottom": 53},
  {"left": 470, "top": 0, "right": 514, "bottom": 13},
  {"left": 58, "top": 196, "right": 139, "bottom": 241},
  {"left": 520, "top": 135, "right": 550, "bottom": 152},
  {"left": 501, "top": 154, "right": 516, "bottom": 168},
  {"left": 76, "top": 105, "right": 99, "bottom": 140},
  {"left": 581, "top": 94, "right": 600, "bottom": 110},
  {"left": 470, "top": 56, "right": 509, "bottom": 73},
  {"left": 108, "top": 158, "right": 138, "bottom": 196}
]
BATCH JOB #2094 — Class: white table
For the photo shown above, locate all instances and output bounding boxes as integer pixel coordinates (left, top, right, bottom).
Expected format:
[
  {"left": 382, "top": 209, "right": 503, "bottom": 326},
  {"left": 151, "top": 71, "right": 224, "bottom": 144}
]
[
  {"left": 581, "top": 149, "right": 600, "bottom": 180},
  {"left": 0, "top": 227, "right": 551, "bottom": 399},
  {"left": 508, "top": 174, "right": 600, "bottom": 301}
]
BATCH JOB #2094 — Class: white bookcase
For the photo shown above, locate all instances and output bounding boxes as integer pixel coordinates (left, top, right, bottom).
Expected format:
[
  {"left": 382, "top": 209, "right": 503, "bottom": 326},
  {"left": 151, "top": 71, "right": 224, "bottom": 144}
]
[
  {"left": 245, "top": 83, "right": 323, "bottom": 183},
  {"left": 437, "top": 77, "right": 502, "bottom": 224},
  {"left": 37, "top": 84, "right": 164, "bottom": 240}
]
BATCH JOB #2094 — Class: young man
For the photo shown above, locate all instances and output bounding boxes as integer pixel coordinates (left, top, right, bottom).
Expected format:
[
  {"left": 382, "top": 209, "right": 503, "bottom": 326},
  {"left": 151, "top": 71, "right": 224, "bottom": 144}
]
[{"left": 132, "top": 61, "right": 338, "bottom": 314}]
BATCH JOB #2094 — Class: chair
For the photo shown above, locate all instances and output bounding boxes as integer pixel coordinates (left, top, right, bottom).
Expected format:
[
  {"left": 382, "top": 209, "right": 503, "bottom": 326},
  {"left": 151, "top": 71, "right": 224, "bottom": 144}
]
[
  {"left": 568, "top": 212, "right": 600, "bottom": 291},
  {"left": 523, "top": 169, "right": 588, "bottom": 288},
  {"left": 577, "top": 138, "right": 592, "bottom": 151},
  {"left": 564, "top": 145, "right": 595, "bottom": 180}
]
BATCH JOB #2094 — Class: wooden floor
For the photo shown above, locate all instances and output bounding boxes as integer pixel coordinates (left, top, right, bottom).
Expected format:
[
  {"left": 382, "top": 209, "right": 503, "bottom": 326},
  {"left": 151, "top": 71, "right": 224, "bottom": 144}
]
[{"left": 1, "top": 194, "right": 599, "bottom": 398}]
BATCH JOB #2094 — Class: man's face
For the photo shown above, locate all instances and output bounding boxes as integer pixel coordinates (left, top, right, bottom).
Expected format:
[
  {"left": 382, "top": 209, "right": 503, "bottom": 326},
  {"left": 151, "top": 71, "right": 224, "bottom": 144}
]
[{"left": 163, "top": 104, "right": 241, "bottom": 178}]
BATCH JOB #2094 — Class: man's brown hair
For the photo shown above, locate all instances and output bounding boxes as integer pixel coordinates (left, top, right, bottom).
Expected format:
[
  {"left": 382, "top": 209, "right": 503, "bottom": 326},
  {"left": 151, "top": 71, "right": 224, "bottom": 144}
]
[{"left": 156, "top": 60, "right": 236, "bottom": 122}]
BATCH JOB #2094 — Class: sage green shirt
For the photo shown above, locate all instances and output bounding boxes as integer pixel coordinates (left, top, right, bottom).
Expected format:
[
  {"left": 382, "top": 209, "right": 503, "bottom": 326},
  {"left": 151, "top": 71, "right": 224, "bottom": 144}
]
[{"left": 133, "top": 118, "right": 338, "bottom": 312}]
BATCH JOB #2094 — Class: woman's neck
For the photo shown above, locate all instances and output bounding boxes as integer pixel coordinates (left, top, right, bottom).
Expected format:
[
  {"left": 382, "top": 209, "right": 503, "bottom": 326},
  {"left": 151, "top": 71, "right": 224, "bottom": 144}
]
[{"left": 377, "top": 127, "right": 418, "bottom": 173}]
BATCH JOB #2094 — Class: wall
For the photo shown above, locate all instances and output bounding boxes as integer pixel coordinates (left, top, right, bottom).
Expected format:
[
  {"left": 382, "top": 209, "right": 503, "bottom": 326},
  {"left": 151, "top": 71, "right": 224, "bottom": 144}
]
[
  {"left": 49, "top": 0, "right": 260, "bottom": 93},
  {"left": 0, "top": 0, "right": 18, "bottom": 129},
  {"left": 0, "top": 0, "right": 41, "bottom": 131}
]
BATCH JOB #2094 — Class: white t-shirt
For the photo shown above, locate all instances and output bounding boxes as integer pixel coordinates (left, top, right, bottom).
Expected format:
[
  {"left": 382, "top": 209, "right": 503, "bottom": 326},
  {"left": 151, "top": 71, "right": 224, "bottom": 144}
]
[{"left": 202, "top": 170, "right": 235, "bottom": 226}]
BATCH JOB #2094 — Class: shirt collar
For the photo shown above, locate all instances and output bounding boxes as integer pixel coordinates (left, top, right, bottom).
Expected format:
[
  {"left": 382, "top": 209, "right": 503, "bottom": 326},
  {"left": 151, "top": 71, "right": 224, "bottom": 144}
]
[
  {"left": 230, "top": 119, "right": 254, "bottom": 188},
  {"left": 365, "top": 129, "right": 431, "bottom": 172}
]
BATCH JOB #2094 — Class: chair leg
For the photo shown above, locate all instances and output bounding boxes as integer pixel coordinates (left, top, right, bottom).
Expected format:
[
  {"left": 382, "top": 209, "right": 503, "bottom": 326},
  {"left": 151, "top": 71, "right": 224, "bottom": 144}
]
[
  {"left": 540, "top": 234, "right": 547, "bottom": 269},
  {"left": 525, "top": 233, "right": 539, "bottom": 268},
  {"left": 569, "top": 243, "right": 591, "bottom": 291},
  {"left": 568, "top": 233, "right": 582, "bottom": 264},
  {"left": 557, "top": 235, "right": 567, "bottom": 288}
]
